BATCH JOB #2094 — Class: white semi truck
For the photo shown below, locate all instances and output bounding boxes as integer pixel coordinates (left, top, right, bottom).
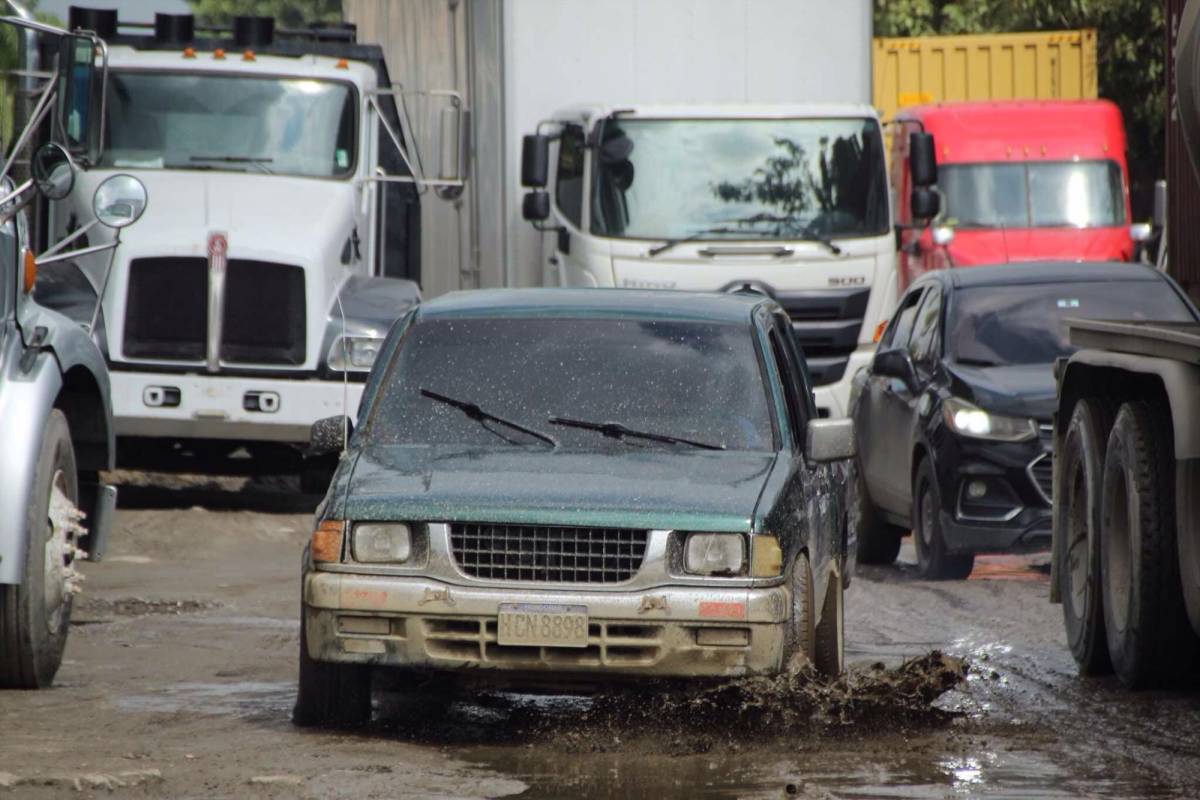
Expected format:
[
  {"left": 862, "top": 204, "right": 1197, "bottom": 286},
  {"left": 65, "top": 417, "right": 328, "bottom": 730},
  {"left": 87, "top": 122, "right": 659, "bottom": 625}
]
[{"left": 33, "top": 8, "right": 462, "bottom": 481}]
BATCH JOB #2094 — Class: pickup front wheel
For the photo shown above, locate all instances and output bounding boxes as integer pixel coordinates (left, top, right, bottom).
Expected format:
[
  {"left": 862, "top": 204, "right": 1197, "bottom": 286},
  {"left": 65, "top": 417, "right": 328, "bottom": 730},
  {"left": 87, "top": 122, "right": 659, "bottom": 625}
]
[
  {"left": 293, "top": 607, "right": 373, "bottom": 727},
  {"left": 781, "top": 551, "right": 815, "bottom": 673}
]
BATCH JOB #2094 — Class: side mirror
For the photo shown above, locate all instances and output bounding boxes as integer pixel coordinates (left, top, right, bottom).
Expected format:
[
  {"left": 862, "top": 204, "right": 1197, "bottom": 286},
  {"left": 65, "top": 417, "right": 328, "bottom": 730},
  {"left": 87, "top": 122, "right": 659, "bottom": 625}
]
[
  {"left": 909, "top": 131, "right": 938, "bottom": 188},
  {"left": 435, "top": 103, "right": 470, "bottom": 201},
  {"left": 911, "top": 187, "right": 940, "bottom": 221},
  {"left": 522, "top": 190, "right": 550, "bottom": 222},
  {"left": 806, "top": 418, "right": 856, "bottom": 463},
  {"left": 92, "top": 174, "right": 148, "bottom": 229},
  {"left": 873, "top": 347, "right": 918, "bottom": 390},
  {"left": 56, "top": 34, "right": 99, "bottom": 160},
  {"left": 31, "top": 142, "right": 75, "bottom": 200},
  {"left": 310, "top": 415, "right": 352, "bottom": 456},
  {"left": 932, "top": 225, "right": 955, "bottom": 247},
  {"left": 1153, "top": 179, "right": 1167, "bottom": 229},
  {"left": 521, "top": 133, "right": 550, "bottom": 188},
  {"left": 1130, "top": 222, "right": 1153, "bottom": 243}
]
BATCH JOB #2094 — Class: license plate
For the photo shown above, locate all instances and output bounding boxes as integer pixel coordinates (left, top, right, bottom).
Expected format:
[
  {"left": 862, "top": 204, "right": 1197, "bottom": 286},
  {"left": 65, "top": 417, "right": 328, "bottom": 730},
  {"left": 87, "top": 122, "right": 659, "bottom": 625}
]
[{"left": 497, "top": 603, "right": 588, "bottom": 648}]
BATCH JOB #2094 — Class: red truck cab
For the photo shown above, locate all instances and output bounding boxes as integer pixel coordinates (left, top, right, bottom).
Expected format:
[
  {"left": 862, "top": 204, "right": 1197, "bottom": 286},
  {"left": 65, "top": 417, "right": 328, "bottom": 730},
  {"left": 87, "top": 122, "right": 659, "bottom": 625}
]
[{"left": 892, "top": 100, "right": 1135, "bottom": 288}]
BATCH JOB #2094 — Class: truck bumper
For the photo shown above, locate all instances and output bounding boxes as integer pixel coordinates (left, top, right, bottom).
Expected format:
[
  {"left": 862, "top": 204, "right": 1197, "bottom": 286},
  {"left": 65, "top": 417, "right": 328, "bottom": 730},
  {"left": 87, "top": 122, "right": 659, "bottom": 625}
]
[
  {"left": 110, "top": 370, "right": 363, "bottom": 443},
  {"left": 303, "top": 571, "right": 789, "bottom": 679}
]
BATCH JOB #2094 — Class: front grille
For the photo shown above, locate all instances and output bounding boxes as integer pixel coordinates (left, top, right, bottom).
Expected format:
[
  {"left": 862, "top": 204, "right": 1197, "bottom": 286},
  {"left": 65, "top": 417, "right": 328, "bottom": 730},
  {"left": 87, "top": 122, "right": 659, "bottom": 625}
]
[
  {"left": 449, "top": 524, "right": 648, "bottom": 583},
  {"left": 221, "top": 260, "right": 306, "bottom": 365},
  {"left": 776, "top": 288, "right": 871, "bottom": 386},
  {"left": 123, "top": 257, "right": 208, "bottom": 360},
  {"left": 1029, "top": 453, "right": 1053, "bottom": 505}
]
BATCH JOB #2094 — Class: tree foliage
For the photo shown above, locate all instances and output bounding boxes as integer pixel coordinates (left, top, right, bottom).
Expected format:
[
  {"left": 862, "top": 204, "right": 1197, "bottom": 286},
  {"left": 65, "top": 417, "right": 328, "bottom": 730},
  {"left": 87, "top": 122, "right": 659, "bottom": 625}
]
[
  {"left": 185, "top": 0, "right": 341, "bottom": 28},
  {"left": 875, "top": 0, "right": 1165, "bottom": 215}
]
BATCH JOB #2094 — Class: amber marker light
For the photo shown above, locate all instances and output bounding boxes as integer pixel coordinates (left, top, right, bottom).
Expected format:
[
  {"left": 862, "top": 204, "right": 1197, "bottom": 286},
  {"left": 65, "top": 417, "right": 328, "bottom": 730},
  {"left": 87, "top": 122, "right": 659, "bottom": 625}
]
[
  {"left": 182, "top": 47, "right": 196, "bottom": 59},
  {"left": 213, "top": 48, "right": 226, "bottom": 60},
  {"left": 750, "top": 535, "right": 783, "bottom": 577},
  {"left": 312, "top": 520, "right": 345, "bottom": 563},
  {"left": 335, "top": 58, "right": 349, "bottom": 69},
  {"left": 872, "top": 320, "right": 888, "bottom": 343},
  {"left": 22, "top": 249, "right": 35, "bottom": 293},
  {"left": 242, "top": 50, "right": 256, "bottom": 61}
]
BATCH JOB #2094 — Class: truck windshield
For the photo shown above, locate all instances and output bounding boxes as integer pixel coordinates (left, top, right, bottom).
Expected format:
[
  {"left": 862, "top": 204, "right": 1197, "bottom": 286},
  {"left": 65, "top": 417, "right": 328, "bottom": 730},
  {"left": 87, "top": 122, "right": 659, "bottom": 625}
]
[
  {"left": 940, "top": 160, "right": 1125, "bottom": 230},
  {"left": 100, "top": 72, "right": 356, "bottom": 179},
  {"left": 368, "top": 317, "right": 775, "bottom": 452},
  {"left": 949, "top": 280, "right": 1194, "bottom": 367},
  {"left": 590, "top": 117, "right": 889, "bottom": 241}
]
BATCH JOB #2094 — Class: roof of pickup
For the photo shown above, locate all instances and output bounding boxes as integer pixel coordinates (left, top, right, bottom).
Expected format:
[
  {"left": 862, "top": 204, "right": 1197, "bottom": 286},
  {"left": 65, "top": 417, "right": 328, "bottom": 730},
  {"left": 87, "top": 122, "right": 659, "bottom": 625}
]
[{"left": 419, "top": 288, "right": 768, "bottom": 324}]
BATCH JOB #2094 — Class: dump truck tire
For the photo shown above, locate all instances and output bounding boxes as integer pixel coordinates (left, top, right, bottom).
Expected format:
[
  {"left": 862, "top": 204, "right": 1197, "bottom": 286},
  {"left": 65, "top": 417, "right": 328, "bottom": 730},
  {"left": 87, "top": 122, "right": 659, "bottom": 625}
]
[{"left": 1057, "top": 398, "right": 1114, "bottom": 675}]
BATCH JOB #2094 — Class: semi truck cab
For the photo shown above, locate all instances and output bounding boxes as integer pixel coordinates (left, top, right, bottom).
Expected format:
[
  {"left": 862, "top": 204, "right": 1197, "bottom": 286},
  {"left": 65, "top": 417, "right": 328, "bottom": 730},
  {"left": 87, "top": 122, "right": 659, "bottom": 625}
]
[{"left": 520, "top": 105, "right": 901, "bottom": 419}]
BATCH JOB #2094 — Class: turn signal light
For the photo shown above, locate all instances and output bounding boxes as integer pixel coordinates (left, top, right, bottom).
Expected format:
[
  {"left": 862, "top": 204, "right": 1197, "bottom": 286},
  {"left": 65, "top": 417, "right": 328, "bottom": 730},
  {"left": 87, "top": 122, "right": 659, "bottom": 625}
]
[
  {"left": 872, "top": 320, "right": 888, "bottom": 343},
  {"left": 182, "top": 47, "right": 195, "bottom": 59},
  {"left": 335, "top": 58, "right": 348, "bottom": 69},
  {"left": 750, "top": 535, "right": 783, "bottom": 577},
  {"left": 22, "top": 249, "right": 36, "bottom": 293},
  {"left": 312, "top": 520, "right": 345, "bottom": 563},
  {"left": 213, "top": 48, "right": 226, "bottom": 60},
  {"left": 242, "top": 50, "right": 255, "bottom": 61}
]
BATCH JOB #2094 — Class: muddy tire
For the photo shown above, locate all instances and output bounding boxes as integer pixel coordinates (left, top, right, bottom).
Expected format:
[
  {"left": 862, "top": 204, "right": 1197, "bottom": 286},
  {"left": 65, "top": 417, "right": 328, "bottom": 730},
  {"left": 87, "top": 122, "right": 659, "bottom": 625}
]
[
  {"left": 812, "top": 570, "right": 844, "bottom": 676},
  {"left": 1056, "top": 399, "right": 1114, "bottom": 675},
  {"left": 850, "top": 459, "right": 904, "bottom": 566},
  {"left": 0, "top": 410, "right": 80, "bottom": 689},
  {"left": 781, "top": 551, "right": 815, "bottom": 672},
  {"left": 913, "top": 458, "right": 974, "bottom": 580},
  {"left": 294, "top": 596, "right": 372, "bottom": 727},
  {"left": 1100, "top": 402, "right": 1196, "bottom": 689}
]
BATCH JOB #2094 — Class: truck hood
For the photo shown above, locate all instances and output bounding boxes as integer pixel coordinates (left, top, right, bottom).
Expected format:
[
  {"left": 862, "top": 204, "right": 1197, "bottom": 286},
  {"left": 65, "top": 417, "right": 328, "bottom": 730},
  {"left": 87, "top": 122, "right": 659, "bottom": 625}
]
[
  {"left": 945, "top": 362, "right": 1057, "bottom": 421},
  {"left": 340, "top": 445, "right": 778, "bottom": 532},
  {"left": 947, "top": 227, "right": 1133, "bottom": 266}
]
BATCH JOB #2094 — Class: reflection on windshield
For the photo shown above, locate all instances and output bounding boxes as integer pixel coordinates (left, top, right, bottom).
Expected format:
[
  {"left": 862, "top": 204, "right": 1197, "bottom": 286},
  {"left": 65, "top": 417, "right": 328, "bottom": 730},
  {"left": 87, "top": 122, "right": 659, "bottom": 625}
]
[
  {"left": 590, "top": 118, "right": 888, "bottom": 241},
  {"left": 949, "top": 281, "right": 1192, "bottom": 366},
  {"left": 102, "top": 72, "right": 356, "bottom": 179},
  {"left": 940, "top": 161, "right": 1125, "bottom": 230},
  {"left": 368, "top": 317, "right": 775, "bottom": 452}
]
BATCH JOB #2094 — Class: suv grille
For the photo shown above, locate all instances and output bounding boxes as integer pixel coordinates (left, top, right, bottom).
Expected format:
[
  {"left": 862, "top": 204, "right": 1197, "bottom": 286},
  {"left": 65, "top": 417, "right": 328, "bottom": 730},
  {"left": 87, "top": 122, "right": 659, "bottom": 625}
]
[
  {"left": 776, "top": 288, "right": 870, "bottom": 386},
  {"left": 449, "top": 524, "right": 649, "bottom": 583}
]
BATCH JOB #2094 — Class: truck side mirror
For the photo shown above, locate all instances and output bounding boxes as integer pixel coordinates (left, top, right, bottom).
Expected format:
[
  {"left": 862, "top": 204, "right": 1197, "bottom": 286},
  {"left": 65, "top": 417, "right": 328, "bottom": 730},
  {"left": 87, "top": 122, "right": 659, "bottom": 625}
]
[
  {"left": 1153, "top": 179, "right": 1167, "bottom": 229},
  {"left": 93, "top": 174, "right": 148, "bottom": 229},
  {"left": 435, "top": 104, "right": 470, "bottom": 201},
  {"left": 56, "top": 34, "right": 100, "bottom": 162},
  {"left": 522, "top": 190, "right": 550, "bottom": 222},
  {"left": 31, "top": 143, "right": 76, "bottom": 201},
  {"left": 909, "top": 131, "right": 937, "bottom": 188},
  {"left": 911, "top": 187, "right": 940, "bottom": 221},
  {"left": 521, "top": 134, "right": 550, "bottom": 188}
]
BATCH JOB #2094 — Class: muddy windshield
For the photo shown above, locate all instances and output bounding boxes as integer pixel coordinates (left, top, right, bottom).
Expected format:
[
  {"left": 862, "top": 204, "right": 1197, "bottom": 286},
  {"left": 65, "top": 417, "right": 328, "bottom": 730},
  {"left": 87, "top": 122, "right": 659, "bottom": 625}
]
[
  {"left": 949, "top": 281, "right": 1194, "bottom": 367},
  {"left": 100, "top": 72, "right": 356, "bottom": 178},
  {"left": 940, "top": 160, "right": 1126, "bottom": 230},
  {"left": 589, "top": 117, "right": 889, "bottom": 241},
  {"left": 367, "top": 317, "right": 775, "bottom": 451}
]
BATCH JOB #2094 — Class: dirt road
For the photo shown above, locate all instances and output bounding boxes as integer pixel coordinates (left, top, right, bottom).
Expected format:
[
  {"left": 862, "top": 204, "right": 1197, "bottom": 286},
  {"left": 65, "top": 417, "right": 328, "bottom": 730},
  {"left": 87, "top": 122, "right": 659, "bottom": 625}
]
[{"left": 1, "top": 477, "right": 1198, "bottom": 799}]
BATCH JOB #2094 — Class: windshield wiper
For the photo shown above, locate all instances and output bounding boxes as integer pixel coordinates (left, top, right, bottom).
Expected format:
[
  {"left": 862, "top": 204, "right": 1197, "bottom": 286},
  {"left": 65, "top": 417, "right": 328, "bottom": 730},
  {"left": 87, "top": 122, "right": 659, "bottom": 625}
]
[
  {"left": 420, "top": 388, "right": 557, "bottom": 447},
  {"left": 189, "top": 155, "right": 275, "bottom": 174},
  {"left": 799, "top": 232, "right": 843, "bottom": 256},
  {"left": 548, "top": 416, "right": 725, "bottom": 451},
  {"left": 723, "top": 213, "right": 845, "bottom": 255},
  {"left": 647, "top": 227, "right": 737, "bottom": 258}
]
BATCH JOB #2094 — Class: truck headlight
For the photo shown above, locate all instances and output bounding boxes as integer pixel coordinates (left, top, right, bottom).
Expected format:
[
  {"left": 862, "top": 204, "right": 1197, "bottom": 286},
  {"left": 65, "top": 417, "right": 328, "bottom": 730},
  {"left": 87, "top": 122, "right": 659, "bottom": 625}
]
[
  {"left": 684, "top": 533, "right": 746, "bottom": 576},
  {"left": 327, "top": 335, "right": 383, "bottom": 372},
  {"left": 943, "top": 397, "right": 1036, "bottom": 442},
  {"left": 351, "top": 522, "right": 411, "bottom": 563}
]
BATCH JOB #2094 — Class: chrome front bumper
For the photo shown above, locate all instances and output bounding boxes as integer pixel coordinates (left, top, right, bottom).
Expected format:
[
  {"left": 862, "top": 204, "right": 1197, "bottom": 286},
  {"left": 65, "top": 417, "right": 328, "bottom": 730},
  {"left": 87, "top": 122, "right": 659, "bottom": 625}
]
[{"left": 303, "top": 571, "right": 790, "bottom": 678}]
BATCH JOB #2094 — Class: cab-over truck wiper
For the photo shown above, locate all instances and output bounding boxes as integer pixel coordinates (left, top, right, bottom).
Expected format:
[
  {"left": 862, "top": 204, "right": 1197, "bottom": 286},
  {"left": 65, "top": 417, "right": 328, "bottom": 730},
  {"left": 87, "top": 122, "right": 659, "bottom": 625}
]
[
  {"left": 548, "top": 416, "right": 725, "bottom": 450},
  {"left": 420, "top": 388, "right": 557, "bottom": 447}
]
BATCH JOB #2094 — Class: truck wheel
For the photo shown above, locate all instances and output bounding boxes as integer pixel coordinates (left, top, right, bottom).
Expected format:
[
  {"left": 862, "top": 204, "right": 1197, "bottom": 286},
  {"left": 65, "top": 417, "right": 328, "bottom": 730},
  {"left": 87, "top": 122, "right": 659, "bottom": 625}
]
[
  {"left": 813, "top": 570, "right": 844, "bottom": 676},
  {"left": 1175, "top": 461, "right": 1200, "bottom": 638},
  {"left": 913, "top": 458, "right": 974, "bottom": 580},
  {"left": 850, "top": 458, "right": 903, "bottom": 565},
  {"left": 293, "top": 607, "right": 373, "bottom": 727},
  {"left": 0, "top": 410, "right": 80, "bottom": 689},
  {"left": 1057, "top": 399, "right": 1114, "bottom": 675},
  {"left": 781, "top": 551, "right": 815, "bottom": 673},
  {"left": 1101, "top": 402, "right": 1197, "bottom": 688}
]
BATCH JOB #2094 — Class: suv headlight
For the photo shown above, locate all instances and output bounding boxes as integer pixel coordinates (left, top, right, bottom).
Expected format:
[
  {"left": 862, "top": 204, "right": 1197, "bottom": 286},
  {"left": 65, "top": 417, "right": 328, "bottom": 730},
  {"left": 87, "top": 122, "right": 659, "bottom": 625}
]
[
  {"left": 943, "top": 397, "right": 1036, "bottom": 442},
  {"left": 351, "top": 522, "right": 411, "bottom": 563},
  {"left": 327, "top": 335, "right": 383, "bottom": 372},
  {"left": 684, "top": 533, "right": 746, "bottom": 576}
]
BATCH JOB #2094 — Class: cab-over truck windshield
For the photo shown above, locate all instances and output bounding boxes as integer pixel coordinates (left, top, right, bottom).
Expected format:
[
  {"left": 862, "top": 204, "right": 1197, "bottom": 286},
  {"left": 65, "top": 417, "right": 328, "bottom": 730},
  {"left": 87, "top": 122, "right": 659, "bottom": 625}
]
[
  {"left": 583, "top": 117, "right": 889, "bottom": 241},
  {"left": 101, "top": 71, "right": 357, "bottom": 179}
]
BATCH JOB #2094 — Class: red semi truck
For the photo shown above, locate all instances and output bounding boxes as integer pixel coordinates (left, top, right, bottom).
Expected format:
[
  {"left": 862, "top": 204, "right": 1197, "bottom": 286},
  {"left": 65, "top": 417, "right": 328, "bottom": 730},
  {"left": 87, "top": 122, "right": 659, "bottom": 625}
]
[{"left": 891, "top": 100, "right": 1143, "bottom": 288}]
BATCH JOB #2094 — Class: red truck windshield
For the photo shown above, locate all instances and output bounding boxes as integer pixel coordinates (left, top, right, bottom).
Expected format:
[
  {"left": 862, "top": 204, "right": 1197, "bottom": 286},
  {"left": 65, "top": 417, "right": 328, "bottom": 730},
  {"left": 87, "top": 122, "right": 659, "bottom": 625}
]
[{"left": 940, "top": 160, "right": 1125, "bottom": 230}]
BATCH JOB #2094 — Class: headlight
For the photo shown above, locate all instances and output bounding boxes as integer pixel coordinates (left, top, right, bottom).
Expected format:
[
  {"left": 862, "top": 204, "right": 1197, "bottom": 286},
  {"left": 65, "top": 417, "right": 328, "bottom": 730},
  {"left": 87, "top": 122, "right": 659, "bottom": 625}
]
[
  {"left": 684, "top": 533, "right": 746, "bottom": 576},
  {"left": 351, "top": 522, "right": 411, "bottom": 563},
  {"left": 943, "top": 397, "right": 1036, "bottom": 442},
  {"left": 327, "top": 335, "right": 383, "bottom": 372}
]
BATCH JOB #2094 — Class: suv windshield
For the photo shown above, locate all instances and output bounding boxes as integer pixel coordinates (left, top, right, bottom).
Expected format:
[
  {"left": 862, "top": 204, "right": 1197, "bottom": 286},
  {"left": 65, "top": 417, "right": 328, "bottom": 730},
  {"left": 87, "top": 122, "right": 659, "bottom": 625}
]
[
  {"left": 101, "top": 72, "right": 356, "bottom": 178},
  {"left": 590, "top": 117, "right": 889, "bottom": 241},
  {"left": 940, "top": 160, "right": 1125, "bottom": 230},
  {"left": 949, "top": 281, "right": 1194, "bottom": 366},
  {"left": 368, "top": 317, "right": 775, "bottom": 452}
]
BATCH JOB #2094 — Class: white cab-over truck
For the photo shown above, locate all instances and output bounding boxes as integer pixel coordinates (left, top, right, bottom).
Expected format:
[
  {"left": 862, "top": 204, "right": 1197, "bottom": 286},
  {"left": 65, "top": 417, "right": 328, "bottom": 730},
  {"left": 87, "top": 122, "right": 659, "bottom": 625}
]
[
  {"left": 520, "top": 104, "right": 925, "bottom": 418},
  {"left": 34, "top": 8, "right": 462, "bottom": 479}
]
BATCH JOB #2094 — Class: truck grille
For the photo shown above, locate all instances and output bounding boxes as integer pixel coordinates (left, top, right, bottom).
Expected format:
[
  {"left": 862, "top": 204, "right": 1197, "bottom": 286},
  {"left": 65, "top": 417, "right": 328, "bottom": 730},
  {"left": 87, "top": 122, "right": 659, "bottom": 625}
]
[
  {"left": 775, "top": 288, "right": 870, "bottom": 386},
  {"left": 123, "top": 257, "right": 305, "bottom": 366},
  {"left": 449, "top": 524, "right": 648, "bottom": 584}
]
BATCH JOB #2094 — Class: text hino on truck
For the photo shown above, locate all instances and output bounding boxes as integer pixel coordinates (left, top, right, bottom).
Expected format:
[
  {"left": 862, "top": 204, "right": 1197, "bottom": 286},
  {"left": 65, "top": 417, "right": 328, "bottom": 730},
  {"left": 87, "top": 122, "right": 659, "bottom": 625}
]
[{"left": 31, "top": 8, "right": 466, "bottom": 484}]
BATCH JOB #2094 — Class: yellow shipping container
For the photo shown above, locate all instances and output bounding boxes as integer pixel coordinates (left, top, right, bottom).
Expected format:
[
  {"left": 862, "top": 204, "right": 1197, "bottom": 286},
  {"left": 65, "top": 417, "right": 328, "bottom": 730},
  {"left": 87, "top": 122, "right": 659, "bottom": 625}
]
[{"left": 873, "top": 29, "right": 1099, "bottom": 122}]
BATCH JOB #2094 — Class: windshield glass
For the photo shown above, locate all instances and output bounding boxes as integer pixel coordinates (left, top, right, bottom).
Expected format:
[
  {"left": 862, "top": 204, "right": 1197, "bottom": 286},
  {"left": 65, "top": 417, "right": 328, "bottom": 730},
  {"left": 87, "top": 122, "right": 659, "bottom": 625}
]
[
  {"left": 367, "top": 317, "right": 775, "bottom": 452},
  {"left": 590, "top": 117, "right": 889, "bottom": 241},
  {"left": 949, "top": 281, "right": 1194, "bottom": 366},
  {"left": 940, "top": 160, "right": 1125, "bottom": 229},
  {"left": 101, "top": 72, "right": 356, "bottom": 178}
]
